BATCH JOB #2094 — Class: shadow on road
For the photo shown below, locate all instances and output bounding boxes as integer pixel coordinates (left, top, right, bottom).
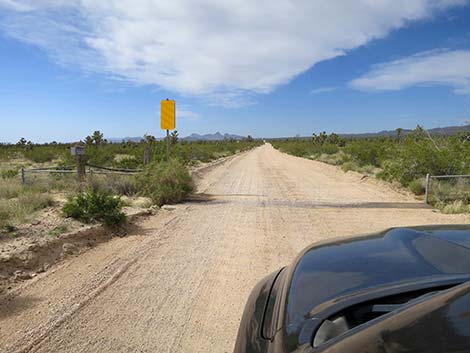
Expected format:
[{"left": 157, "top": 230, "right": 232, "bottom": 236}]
[{"left": 186, "top": 193, "right": 429, "bottom": 210}]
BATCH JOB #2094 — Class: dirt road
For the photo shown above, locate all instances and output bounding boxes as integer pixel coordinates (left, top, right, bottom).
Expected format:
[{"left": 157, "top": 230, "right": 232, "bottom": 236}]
[{"left": 1, "top": 144, "right": 468, "bottom": 353}]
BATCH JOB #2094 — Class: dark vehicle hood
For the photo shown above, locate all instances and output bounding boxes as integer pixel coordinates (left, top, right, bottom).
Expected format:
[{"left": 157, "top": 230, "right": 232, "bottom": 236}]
[
  {"left": 312, "top": 281, "right": 470, "bottom": 353},
  {"left": 284, "top": 226, "right": 470, "bottom": 340}
]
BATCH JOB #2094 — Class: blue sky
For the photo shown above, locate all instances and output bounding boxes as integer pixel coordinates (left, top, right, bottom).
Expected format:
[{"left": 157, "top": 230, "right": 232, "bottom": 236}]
[{"left": 1, "top": 1, "right": 470, "bottom": 143}]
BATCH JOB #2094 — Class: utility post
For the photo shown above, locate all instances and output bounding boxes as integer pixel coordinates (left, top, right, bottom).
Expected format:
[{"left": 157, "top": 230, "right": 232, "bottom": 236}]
[{"left": 160, "top": 98, "right": 176, "bottom": 163}]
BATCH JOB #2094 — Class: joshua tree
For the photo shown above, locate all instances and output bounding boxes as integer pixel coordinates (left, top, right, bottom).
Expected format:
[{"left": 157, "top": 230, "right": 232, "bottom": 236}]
[
  {"left": 395, "top": 128, "right": 403, "bottom": 142},
  {"left": 170, "top": 130, "right": 179, "bottom": 145},
  {"left": 85, "top": 130, "right": 106, "bottom": 146}
]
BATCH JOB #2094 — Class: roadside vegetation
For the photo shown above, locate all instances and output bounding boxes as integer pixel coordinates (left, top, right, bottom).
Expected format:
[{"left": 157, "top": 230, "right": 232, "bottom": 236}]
[
  {"left": 0, "top": 131, "right": 261, "bottom": 170},
  {"left": 0, "top": 132, "right": 261, "bottom": 232},
  {"left": 271, "top": 126, "right": 470, "bottom": 213},
  {"left": 135, "top": 159, "right": 193, "bottom": 206},
  {"left": 62, "top": 189, "right": 126, "bottom": 226}
]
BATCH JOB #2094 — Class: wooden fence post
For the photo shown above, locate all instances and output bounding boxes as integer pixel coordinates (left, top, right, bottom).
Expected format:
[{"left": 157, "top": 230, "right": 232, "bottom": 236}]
[
  {"left": 143, "top": 147, "right": 150, "bottom": 166},
  {"left": 425, "top": 173, "right": 431, "bottom": 204},
  {"left": 20, "top": 167, "right": 25, "bottom": 184},
  {"left": 77, "top": 155, "right": 86, "bottom": 182}
]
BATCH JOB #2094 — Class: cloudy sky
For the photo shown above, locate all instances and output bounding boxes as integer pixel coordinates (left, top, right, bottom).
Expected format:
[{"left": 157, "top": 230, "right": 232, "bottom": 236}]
[{"left": 1, "top": 0, "right": 470, "bottom": 142}]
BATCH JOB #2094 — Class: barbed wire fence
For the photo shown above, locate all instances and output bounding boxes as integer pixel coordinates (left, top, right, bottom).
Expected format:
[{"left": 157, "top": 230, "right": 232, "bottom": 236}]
[
  {"left": 425, "top": 173, "right": 470, "bottom": 204},
  {"left": 20, "top": 163, "right": 141, "bottom": 186}
]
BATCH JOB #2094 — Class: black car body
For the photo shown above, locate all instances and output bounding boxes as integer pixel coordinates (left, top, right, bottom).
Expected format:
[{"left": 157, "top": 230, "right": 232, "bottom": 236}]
[{"left": 234, "top": 226, "right": 470, "bottom": 353}]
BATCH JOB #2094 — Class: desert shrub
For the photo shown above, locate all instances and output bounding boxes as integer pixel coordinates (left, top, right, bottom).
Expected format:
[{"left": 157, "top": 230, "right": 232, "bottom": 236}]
[
  {"left": 343, "top": 140, "right": 390, "bottom": 167},
  {"left": 358, "top": 164, "right": 376, "bottom": 175},
  {"left": 62, "top": 190, "right": 126, "bottom": 225},
  {"left": 48, "top": 225, "right": 68, "bottom": 236},
  {"left": 1, "top": 168, "right": 18, "bottom": 179},
  {"left": 107, "top": 175, "right": 138, "bottom": 196},
  {"left": 2, "top": 224, "right": 17, "bottom": 233},
  {"left": 114, "top": 156, "right": 141, "bottom": 170},
  {"left": 18, "top": 192, "right": 55, "bottom": 211},
  {"left": 0, "top": 192, "right": 54, "bottom": 227},
  {"left": 408, "top": 178, "right": 426, "bottom": 195},
  {"left": 0, "top": 179, "right": 23, "bottom": 199},
  {"left": 187, "top": 148, "right": 211, "bottom": 163},
  {"left": 23, "top": 148, "right": 56, "bottom": 163},
  {"left": 436, "top": 200, "right": 470, "bottom": 214},
  {"left": 46, "top": 174, "right": 80, "bottom": 192},
  {"left": 317, "top": 153, "right": 344, "bottom": 165},
  {"left": 135, "top": 160, "right": 193, "bottom": 206},
  {"left": 87, "top": 175, "right": 137, "bottom": 196},
  {"left": 0, "top": 206, "right": 9, "bottom": 225},
  {"left": 85, "top": 146, "right": 116, "bottom": 166},
  {"left": 319, "top": 143, "right": 340, "bottom": 155},
  {"left": 341, "top": 161, "right": 358, "bottom": 172}
]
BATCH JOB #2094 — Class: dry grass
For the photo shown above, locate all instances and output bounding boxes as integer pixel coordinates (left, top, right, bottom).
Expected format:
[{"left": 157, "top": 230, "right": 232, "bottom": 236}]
[
  {"left": 0, "top": 192, "right": 55, "bottom": 228},
  {"left": 0, "top": 179, "right": 23, "bottom": 199},
  {"left": 436, "top": 200, "right": 470, "bottom": 214}
]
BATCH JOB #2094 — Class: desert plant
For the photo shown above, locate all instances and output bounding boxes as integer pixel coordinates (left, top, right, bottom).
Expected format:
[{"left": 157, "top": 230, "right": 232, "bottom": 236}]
[
  {"left": 62, "top": 190, "right": 126, "bottom": 226},
  {"left": 3, "top": 224, "right": 17, "bottom": 233},
  {"left": 341, "top": 161, "right": 358, "bottom": 172},
  {"left": 0, "top": 179, "right": 23, "bottom": 199},
  {"left": 0, "top": 192, "right": 54, "bottom": 227},
  {"left": 1, "top": 168, "right": 18, "bottom": 179},
  {"left": 87, "top": 175, "right": 137, "bottom": 196},
  {"left": 436, "top": 200, "right": 470, "bottom": 214},
  {"left": 135, "top": 159, "right": 193, "bottom": 206},
  {"left": 48, "top": 225, "right": 68, "bottom": 236},
  {"left": 408, "top": 178, "right": 426, "bottom": 195}
]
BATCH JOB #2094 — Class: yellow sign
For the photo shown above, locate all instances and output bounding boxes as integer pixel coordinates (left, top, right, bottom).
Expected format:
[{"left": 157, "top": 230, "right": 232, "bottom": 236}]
[{"left": 160, "top": 99, "right": 175, "bottom": 130}]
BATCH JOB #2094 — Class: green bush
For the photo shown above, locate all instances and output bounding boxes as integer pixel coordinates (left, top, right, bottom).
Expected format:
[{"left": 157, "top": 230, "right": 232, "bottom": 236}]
[
  {"left": 114, "top": 156, "right": 141, "bottom": 170},
  {"left": 1, "top": 169, "right": 18, "bottom": 179},
  {"left": 344, "top": 140, "right": 389, "bottom": 167},
  {"left": 408, "top": 178, "right": 426, "bottom": 195},
  {"left": 341, "top": 161, "right": 358, "bottom": 172},
  {"left": 62, "top": 190, "right": 126, "bottom": 225},
  {"left": 23, "top": 148, "right": 57, "bottom": 163},
  {"left": 135, "top": 160, "right": 193, "bottom": 206},
  {"left": 48, "top": 225, "right": 67, "bottom": 236},
  {"left": 358, "top": 164, "right": 376, "bottom": 175}
]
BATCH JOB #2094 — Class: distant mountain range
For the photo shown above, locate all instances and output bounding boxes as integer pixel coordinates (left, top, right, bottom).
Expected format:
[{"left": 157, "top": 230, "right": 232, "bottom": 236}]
[
  {"left": 107, "top": 124, "right": 470, "bottom": 143},
  {"left": 108, "top": 136, "right": 143, "bottom": 143},
  {"left": 108, "top": 132, "right": 246, "bottom": 143},
  {"left": 182, "top": 132, "right": 245, "bottom": 141},
  {"left": 339, "top": 124, "right": 470, "bottom": 138}
]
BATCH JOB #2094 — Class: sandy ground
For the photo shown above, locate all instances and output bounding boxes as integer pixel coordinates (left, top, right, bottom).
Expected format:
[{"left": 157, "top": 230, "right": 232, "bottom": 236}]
[{"left": 0, "top": 144, "right": 468, "bottom": 353}]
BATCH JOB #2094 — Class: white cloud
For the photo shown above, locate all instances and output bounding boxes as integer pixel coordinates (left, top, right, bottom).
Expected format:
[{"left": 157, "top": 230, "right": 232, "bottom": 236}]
[
  {"left": 177, "top": 109, "right": 201, "bottom": 120},
  {"left": 310, "top": 87, "right": 338, "bottom": 94},
  {"left": 349, "top": 50, "right": 470, "bottom": 94},
  {"left": 0, "top": 0, "right": 467, "bottom": 105}
]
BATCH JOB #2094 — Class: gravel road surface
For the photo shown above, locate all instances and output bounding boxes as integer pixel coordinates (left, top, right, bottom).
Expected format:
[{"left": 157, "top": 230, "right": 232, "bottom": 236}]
[{"left": 1, "top": 144, "right": 468, "bottom": 353}]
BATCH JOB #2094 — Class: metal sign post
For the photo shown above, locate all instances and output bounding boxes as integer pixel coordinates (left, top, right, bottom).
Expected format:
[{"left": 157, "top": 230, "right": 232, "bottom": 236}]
[
  {"left": 160, "top": 99, "right": 176, "bottom": 162},
  {"left": 166, "top": 129, "right": 170, "bottom": 162}
]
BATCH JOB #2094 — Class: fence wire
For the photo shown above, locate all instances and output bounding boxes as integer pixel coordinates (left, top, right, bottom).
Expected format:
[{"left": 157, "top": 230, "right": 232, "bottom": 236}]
[{"left": 427, "top": 174, "right": 470, "bottom": 204}]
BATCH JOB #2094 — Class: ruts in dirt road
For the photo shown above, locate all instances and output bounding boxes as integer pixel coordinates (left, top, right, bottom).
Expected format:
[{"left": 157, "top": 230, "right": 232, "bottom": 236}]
[{"left": 1, "top": 144, "right": 468, "bottom": 353}]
